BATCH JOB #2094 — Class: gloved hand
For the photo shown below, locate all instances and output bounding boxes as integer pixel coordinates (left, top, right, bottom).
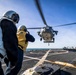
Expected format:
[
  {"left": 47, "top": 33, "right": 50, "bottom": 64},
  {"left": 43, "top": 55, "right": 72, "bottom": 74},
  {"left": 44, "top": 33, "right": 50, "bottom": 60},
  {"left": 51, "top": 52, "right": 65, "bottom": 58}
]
[{"left": 26, "top": 31, "right": 30, "bottom": 34}]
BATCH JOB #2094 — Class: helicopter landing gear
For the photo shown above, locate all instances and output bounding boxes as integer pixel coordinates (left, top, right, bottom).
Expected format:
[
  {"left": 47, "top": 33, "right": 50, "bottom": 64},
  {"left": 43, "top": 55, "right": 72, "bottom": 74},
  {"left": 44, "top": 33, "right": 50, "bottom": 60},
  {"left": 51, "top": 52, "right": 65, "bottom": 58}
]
[
  {"left": 53, "top": 38, "right": 55, "bottom": 42},
  {"left": 40, "top": 38, "right": 42, "bottom": 41},
  {"left": 55, "top": 31, "right": 58, "bottom": 35},
  {"left": 54, "top": 31, "right": 58, "bottom": 35},
  {"left": 38, "top": 31, "right": 40, "bottom": 35}
]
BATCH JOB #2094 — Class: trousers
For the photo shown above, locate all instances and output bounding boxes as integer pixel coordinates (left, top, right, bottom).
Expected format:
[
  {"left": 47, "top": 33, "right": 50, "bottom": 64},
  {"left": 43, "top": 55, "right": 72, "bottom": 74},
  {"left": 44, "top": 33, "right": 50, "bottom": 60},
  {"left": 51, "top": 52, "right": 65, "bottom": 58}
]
[{"left": 5, "top": 48, "right": 23, "bottom": 75}]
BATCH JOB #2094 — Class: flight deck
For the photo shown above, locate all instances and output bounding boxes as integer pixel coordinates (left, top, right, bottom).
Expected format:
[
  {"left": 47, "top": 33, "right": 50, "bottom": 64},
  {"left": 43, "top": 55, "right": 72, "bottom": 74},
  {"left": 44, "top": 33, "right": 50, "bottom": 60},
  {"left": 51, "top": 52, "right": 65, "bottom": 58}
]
[
  {"left": 2, "top": 49, "right": 76, "bottom": 75},
  {"left": 18, "top": 49, "right": 76, "bottom": 75}
]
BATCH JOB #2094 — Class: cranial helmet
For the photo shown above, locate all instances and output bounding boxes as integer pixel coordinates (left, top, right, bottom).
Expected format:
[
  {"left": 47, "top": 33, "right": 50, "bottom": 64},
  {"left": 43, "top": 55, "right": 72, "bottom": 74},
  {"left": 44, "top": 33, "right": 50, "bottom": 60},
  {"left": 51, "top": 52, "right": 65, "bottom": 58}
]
[
  {"left": 19, "top": 25, "right": 27, "bottom": 31},
  {"left": 3, "top": 10, "right": 20, "bottom": 23}
]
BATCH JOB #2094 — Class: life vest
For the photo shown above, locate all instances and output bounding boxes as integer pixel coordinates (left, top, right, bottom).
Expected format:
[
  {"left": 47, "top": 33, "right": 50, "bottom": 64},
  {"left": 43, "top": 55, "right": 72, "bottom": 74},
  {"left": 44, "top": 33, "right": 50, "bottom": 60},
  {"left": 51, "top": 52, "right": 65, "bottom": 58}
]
[{"left": 17, "top": 30, "right": 28, "bottom": 51}]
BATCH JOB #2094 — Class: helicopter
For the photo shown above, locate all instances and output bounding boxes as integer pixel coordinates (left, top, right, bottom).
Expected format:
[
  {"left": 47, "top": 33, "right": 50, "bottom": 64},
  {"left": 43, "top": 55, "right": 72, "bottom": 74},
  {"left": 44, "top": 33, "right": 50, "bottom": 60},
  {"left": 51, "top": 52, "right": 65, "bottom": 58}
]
[{"left": 27, "top": 0, "right": 76, "bottom": 43}]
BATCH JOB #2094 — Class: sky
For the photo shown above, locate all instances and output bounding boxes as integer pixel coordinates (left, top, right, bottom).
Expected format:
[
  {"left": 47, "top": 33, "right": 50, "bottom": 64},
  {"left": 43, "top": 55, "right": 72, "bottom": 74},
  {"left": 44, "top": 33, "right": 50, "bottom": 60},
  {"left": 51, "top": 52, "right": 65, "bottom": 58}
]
[{"left": 0, "top": 0, "right": 76, "bottom": 48}]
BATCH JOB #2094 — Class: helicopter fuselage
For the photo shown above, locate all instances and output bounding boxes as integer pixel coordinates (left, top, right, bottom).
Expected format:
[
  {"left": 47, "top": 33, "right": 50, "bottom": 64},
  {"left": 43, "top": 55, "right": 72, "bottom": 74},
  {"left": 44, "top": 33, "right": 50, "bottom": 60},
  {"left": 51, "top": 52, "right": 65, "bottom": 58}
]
[{"left": 38, "top": 27, "right": 56, "bottom": 43}]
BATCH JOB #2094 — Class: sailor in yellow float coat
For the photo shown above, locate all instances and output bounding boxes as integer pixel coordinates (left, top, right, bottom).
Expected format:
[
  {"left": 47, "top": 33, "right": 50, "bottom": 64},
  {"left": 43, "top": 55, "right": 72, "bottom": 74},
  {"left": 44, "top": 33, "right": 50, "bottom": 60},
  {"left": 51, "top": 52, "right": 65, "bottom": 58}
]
[
  {"left": 17, "top": 30, "right": 28, "bottom": 51},
  {"left": 12, "top": 25, "right": 35, "bottom": 75}
]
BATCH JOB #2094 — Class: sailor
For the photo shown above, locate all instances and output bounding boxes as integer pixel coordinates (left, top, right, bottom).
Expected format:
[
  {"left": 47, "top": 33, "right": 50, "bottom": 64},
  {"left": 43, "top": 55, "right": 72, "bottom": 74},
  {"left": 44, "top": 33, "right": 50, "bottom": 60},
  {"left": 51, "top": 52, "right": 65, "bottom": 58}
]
[
  {"left": 12, "top": 25, "right": 35, "bottom": 75},
  {"left": 0, "top": 10, "right": 19, "bottom": 75}
]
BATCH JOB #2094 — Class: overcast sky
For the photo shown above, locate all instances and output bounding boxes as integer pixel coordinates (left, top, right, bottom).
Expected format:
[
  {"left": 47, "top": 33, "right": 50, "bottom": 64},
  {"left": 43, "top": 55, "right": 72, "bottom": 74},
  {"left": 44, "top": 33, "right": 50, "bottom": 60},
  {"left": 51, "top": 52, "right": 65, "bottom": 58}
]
[{"left": 0, "top": 0, "right": 76, "bottom": 48}]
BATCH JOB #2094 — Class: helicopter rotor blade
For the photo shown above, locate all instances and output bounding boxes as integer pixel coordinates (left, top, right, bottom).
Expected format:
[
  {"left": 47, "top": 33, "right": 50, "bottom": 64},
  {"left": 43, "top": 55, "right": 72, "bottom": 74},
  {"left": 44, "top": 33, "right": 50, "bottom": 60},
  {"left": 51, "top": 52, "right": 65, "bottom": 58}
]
[
  {"left": 54, "top": 22, "right": 76, "bottom": 27},
  {"left": 35, "top": 0, "right": 48, "bottom": 26},
  {"left": 27, "top": 27, "right": 44, "bottom": 29}
]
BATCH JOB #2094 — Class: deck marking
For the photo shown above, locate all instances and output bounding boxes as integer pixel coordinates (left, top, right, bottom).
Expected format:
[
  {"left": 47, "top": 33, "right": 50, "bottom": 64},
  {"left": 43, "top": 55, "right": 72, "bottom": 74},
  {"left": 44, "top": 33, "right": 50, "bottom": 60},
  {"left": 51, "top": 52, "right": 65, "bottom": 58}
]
[{"left": 21, "top": 50, "right": 50, "bottom": 75}]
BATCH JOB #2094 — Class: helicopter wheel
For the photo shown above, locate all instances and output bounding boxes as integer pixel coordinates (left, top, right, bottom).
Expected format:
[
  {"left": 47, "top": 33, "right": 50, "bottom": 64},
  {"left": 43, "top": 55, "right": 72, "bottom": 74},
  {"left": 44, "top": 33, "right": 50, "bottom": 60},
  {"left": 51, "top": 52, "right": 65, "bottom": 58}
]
[
  {"left": 40, "top": 38, "right": 42, "bottom": 41},
  {"left": 38, "top": 31, "right": 40, "bottom": 35},
  {"left": 55, "top": 31, "right": 58, "bottom": 35},
  {"left": 53, "top": 38, "right": 55, "bottom": 42}
]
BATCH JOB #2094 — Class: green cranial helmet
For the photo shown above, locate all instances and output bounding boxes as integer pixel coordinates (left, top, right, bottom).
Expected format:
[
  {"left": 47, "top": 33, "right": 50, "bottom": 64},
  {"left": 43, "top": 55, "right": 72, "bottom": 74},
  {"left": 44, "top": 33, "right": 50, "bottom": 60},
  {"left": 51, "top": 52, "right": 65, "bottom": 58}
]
[{"left": 3, "top": 10, "right": 20, "bottom": 23}]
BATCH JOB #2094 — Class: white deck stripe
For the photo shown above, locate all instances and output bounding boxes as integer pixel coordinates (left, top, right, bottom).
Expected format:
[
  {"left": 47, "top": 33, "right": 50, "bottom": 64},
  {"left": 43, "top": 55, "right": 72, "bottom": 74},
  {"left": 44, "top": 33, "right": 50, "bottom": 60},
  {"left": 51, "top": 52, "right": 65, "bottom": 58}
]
[
  {"left": 22, "top": 50, "right": 50, "bottom": 75},
  {"left": 2, "top": 50, "right": 68, "bottom": 67}
]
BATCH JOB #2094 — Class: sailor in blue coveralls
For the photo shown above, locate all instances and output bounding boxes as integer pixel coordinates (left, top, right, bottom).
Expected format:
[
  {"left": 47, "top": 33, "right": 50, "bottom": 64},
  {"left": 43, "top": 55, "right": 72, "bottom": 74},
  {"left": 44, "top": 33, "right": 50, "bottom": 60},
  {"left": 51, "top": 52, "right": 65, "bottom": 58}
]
[{"left": 0, "top": 10, "right": 19, "bottom": 75}]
